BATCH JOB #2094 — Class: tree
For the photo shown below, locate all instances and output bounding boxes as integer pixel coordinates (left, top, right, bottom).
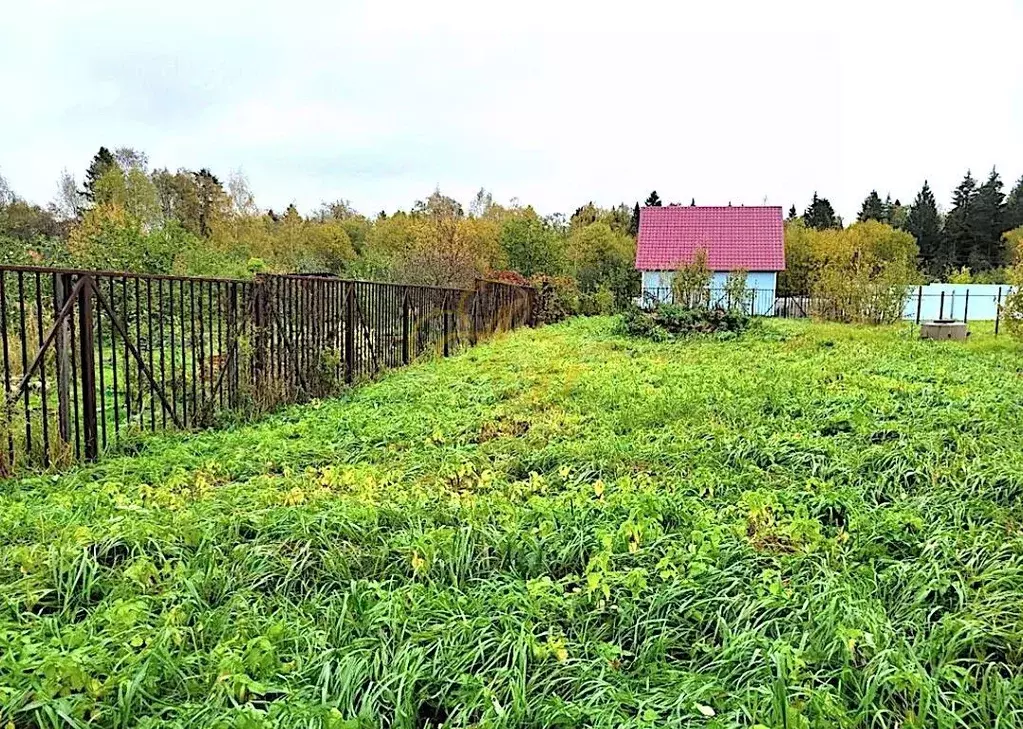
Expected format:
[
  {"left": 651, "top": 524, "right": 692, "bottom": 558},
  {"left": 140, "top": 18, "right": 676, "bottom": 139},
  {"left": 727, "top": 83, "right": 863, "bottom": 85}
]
[
  {"left": 570, "top": 202, "right": 600, "bottom": 229},
  {"left": 781, "top": 220, "right": 919, "bottom": 321},
  {"left": 644, "top": 191, "right": 662, "bottom": 207},
  {"left": 82, "top": 147, "right": 117, "bottom": 203},
  {"left": 499, "top": 210, "right": 563, "bottom": 277},
  {"left": 193, "top": 168, "right": 230, "bottom": 238},
  {"left": 113, "top": 147, "right": 148, "bottom": 172},
  {"left": 629, "top": 203, "right": 640, "bottom": 237},
  {"left": 0, "top": 169, "right": 12, "bottom": 207},
  {"left": 1005, "top": 176, "right": 1023, "bottom": 231},
  {"left": 858, "top": 190, "right": 885, "bottom": 222},
  {"left": 905, "top": 181, "right": 943, "bottom": 276},
  {"left": 468, "top": 187, "right": 494, "bottom": 218},
  {"left": 804, "top": 192, "right": 840, "bottom": 230},
  {"left": 972, "top": 168, "right": 1007, "bottom": 268},
  {"left": 670, "top": 248, "right": 712, "bottom": 307},
  {"left": 153, "top": 168, "right": 202, "bottom": 234},
  {"left": 227, "top": 170, "right": 258, "bottom": 215},
  {"left": 412, "top": 188, "right": 463, "bottom": 219},
  {"left": 691, "top": 198, "right": 696, "bottom": 207},
  {"left": 0, "top": 198, "right": 64, "bottom": 242},
  {"left": 565, "top": 222, "right": 637, "bottom": 307},
  {"left": 787, "top": 205, "right": 797, "bottom": 220},
  {"left": 942, "top": 171, "right": 979, "bottom": 273},
  {"left": 51, "top": 169, "right": 84, "bottom": 221},
  {"left": 884, "top": 196, "right": 908, "bottom": 229}
]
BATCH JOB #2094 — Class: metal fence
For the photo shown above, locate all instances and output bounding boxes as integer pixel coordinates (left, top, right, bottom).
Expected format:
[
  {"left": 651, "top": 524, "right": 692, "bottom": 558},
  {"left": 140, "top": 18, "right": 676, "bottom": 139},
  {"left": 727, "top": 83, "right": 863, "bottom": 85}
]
[
  {"left": 0, "top": 266, "right": 534, "bottom": 475},
  {"left": 641, "top": 286, "right": 1012, "bottom": 329}
]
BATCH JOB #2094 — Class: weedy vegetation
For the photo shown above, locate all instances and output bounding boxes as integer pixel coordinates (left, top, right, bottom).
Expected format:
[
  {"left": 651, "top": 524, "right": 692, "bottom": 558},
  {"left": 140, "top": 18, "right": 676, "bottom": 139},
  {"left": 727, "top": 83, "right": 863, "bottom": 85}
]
[{"left": 1, "top": 317, "right": 1022, "bottom": 728}]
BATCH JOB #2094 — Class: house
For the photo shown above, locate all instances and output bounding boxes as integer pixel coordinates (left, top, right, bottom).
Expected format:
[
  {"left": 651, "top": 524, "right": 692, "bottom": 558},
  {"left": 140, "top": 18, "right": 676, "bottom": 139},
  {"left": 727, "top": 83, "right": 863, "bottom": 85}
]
[{"left": 635, "top": 206, "right": 785, "bottom": 315}]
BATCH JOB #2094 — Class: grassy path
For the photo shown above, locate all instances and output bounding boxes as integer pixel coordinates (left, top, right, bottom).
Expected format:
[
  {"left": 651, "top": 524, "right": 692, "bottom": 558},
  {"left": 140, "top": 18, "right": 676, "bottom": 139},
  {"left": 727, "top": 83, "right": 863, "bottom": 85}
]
[{"left": 2, "top": 318, "right": 1022, "bottom": 728}]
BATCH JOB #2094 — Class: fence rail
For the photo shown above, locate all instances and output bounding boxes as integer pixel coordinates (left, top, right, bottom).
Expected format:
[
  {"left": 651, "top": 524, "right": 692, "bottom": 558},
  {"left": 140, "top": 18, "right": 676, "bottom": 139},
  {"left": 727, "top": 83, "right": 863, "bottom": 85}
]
[
  {"left": 0, "top": 266, "right": 534, "bottom": 475},
  {"left": 640, "top": 286, "right": 1012, "bottom": 328}
]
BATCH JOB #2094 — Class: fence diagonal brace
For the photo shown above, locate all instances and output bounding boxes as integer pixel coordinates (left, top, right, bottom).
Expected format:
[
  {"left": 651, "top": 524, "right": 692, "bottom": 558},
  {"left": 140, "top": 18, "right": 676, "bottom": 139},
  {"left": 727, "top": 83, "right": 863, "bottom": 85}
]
[
  {"left": 5, "top": 274, "right": 91, "bottom": 409},
  {"left": 91, "top": 280, "right": 184, "bottom": 429},
  {"left": 194, "top": 293, "right": 257, "bottom": 420}
]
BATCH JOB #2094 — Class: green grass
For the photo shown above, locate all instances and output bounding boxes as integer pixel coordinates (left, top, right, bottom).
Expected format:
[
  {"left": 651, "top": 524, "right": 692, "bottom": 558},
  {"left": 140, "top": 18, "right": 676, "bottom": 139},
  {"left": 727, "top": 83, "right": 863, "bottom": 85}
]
[{"left": 2, "top": 317, "right": 1023, "bottom": 728}]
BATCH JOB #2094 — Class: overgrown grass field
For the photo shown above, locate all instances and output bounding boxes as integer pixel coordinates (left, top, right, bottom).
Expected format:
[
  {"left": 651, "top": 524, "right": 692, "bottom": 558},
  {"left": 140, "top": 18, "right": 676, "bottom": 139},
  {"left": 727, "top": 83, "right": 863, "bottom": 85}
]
[{"left": 2, "top": 318, "right": 1022, "bottom": 728}]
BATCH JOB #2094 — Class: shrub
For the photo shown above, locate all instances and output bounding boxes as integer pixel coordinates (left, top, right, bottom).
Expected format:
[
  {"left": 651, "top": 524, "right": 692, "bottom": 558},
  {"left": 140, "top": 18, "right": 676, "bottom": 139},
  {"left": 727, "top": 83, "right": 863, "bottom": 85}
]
[
  {"left": 530, "top": 274, "right": 580, "bottom": 324},
  {"left": 722, "top": 269, "right": 749, "bottom": 311},
  {"left": 620, "top": 303, "right": 751, "bottom": 340},
  {"left": 1002, "top": 255, "right": 1023, "bottom": 340},
  {"left": 670, "top": 249, "right": 712, "bottom": 307}
]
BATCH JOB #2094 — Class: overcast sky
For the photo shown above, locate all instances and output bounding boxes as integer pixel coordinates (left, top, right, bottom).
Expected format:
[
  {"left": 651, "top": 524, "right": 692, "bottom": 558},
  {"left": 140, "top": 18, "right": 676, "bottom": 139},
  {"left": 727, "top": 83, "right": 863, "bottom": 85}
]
[{"left": 2, "top": 0, "right": 1021, "bottom": 221}]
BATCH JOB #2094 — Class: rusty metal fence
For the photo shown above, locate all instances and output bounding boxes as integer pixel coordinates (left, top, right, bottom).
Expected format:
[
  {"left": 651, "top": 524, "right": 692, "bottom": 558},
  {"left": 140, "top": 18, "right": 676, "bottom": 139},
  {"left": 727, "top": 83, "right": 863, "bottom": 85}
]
[{"left": 0, "top": 266, "right": 534, "bottom": 475}]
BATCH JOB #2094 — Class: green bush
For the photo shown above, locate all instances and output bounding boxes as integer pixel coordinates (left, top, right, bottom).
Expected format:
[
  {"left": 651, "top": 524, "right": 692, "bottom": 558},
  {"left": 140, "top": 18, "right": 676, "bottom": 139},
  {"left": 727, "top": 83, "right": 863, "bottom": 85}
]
[{"left": 620, "top": 303, "right": 751, "bottom": 340}]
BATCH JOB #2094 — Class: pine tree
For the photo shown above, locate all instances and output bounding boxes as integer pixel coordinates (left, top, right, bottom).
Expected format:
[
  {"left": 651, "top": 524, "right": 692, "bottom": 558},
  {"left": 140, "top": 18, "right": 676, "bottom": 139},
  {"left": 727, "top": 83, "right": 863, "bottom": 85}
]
[
  {"left": 787, "top": 205, "right": 797, "bottom": 220},
  {"left": 690, "top": 198, "right": 696, "bottom": 206},
  {"left": 905, "top": 181, "right": 942, "bottom": 275},
  {"left": 644, "top": 191, "right": 662, "bottom": 207},
  {"left": 942, "top": 171, "right": 979, "bottom": 273},
  {"left": 858, "top": 190, "right": 885, "bottom": 222},
  {"left": 1005, "top": 176, "right": 1023, "bottom": 231},
  {"left": 81, "top": 147, "right": 117, "bottom": 203},
  {"left": 804, "top": 192, "right": 839, "bottom": 230},
  {"left": 629, "top": 203, "right": 640, "bottom": 237},
  {"left": 972, "top": 168, "right": 1007, "bottom": 268}
]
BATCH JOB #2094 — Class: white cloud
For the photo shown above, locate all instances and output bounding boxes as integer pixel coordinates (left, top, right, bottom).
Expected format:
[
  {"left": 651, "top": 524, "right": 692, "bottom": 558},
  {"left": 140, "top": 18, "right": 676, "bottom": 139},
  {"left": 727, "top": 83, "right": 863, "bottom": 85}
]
[{"left": 1, "top": 0, "right": 1020, "bottom": 220}]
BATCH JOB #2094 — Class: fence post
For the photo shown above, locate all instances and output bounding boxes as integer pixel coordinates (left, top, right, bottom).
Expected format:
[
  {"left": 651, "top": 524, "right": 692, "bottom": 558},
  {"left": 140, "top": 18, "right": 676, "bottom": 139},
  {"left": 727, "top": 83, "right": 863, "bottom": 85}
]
[
  {"left": 252, "top": 276, "right": 267, "bottom": 390},
  {"left": 402, "top": 291, "right": 411, "bottom": 365},
  {"left": 996, "top": 287, "right": 1003, "bottom": 336},
  {"left": 54, "top": 272, "right": 72, "bottom": 446},
  {"left": 77, "top": 275, "right": 98, "bottom": 460},
  {"left": 470, "top": 292, "right": 478, "bottom": 346},
  {"left": 939, "top": 291, "right": 946, "bottom": 320},
  {"left": 344, "top": 282, "right": 355, "bottom": 383},
  {"left": 964, "top": 289, "right": 970, "bottom": 323},
  {"left": 442, "top": 292, "right": 450, "bottom": 357},
  {"left": 915, "top": 286, "right": 923, "bottom": 324}
]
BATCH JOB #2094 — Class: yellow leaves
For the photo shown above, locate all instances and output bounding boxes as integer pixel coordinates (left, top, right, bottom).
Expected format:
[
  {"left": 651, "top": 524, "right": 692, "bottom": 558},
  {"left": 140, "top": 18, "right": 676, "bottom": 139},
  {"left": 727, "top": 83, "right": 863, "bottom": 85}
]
[
  {"left": 593, "top": 479, "right": 605, "bottom": 499},
  {"left": 410, "top": 551, "right": 427, "bottom": 574},
  {"left": 281, "top": 486, "right": 306, "bottom": 506}
]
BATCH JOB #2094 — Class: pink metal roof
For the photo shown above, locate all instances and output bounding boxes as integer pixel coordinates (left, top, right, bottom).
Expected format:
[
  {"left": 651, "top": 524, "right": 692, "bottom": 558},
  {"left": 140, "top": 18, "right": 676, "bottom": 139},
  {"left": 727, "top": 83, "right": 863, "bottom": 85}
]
[{"left": 635, "top": 206, "right": 785, "bottom": 271}]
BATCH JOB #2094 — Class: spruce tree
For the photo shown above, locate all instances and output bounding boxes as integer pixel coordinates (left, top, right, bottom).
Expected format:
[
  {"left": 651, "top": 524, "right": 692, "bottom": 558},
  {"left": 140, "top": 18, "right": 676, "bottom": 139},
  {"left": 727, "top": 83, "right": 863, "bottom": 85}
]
[
  {"left": 787, "top": 205, "right": 797, "bottom": 220},
  {"left": 1005, "top": 176, "right": 1023, "bottom": 230},
  {"left": 804, "top": 192, "right": 839, "bottom": 230},
  {"left": 81, "top": 147, "right": 117, "bottom": 203},
  {"left": 905, "top": 181, "right": 942, "bottom": 275},
  {"left": 644, "top": 191, "right": 662, "bottom": 207},
  {"left": 691, "top": 198, "right": 696, "bottom": 206},
  {"left": 973, "top": 168, "right": 1007, "bottom": 268},
  {"left": 858, "top": 190, "right": 885, "bottom": 222},
  {"left": 942, "top": 171, "right": 979, "bottom": 273}
]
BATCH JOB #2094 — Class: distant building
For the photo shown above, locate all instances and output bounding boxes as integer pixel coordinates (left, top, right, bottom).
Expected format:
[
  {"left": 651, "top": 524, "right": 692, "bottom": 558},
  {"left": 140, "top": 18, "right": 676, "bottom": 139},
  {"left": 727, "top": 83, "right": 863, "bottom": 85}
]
[{"left": 635, "top": 206, "right": 785, "bottom": 314}]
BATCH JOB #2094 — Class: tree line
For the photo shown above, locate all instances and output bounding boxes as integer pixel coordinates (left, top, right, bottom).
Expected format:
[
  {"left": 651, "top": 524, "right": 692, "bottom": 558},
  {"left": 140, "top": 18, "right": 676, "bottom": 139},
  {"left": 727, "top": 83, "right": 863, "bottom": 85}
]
[
  {"left": 793, "top": 170, "right": 1023, "bottom": 282},
  {"left": 2, "top": 148, "right": 1022, "bottom": 318},
  {"left": 0, "top": 147, "right": 640, "bottom": 315}
]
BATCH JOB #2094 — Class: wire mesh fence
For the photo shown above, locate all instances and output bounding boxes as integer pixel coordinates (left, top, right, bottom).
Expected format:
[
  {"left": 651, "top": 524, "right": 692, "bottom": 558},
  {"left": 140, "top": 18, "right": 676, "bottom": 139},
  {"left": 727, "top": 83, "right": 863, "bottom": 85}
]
[{"left": 0, "top": 266, "right": 534, "bottom": 475}]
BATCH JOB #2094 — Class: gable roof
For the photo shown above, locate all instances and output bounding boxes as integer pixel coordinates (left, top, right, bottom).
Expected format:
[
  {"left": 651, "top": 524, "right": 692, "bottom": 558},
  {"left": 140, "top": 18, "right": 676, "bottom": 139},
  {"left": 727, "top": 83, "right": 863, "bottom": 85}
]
[{"left": 635, "top": 206, "right": 785, "bottom": 271}]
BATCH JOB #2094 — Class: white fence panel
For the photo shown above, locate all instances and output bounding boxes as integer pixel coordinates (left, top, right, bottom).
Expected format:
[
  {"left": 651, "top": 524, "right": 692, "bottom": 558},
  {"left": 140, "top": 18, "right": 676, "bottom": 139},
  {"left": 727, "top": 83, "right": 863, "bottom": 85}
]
[{"left": 902, "top": 284, "right": 1014, "bottom": 321}]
